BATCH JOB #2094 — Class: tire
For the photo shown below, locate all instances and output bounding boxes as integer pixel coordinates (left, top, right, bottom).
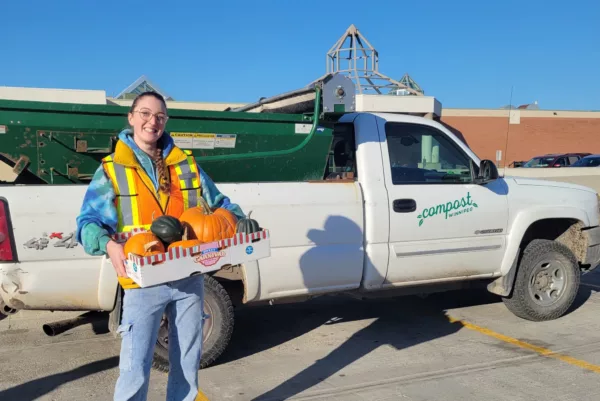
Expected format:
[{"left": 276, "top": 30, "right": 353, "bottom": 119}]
[
  {"left": 502, "top": 239, "right": 580, "bottom": 321},
  {"left": 151, "top": 275, "right": 234, "bottom": 372}
]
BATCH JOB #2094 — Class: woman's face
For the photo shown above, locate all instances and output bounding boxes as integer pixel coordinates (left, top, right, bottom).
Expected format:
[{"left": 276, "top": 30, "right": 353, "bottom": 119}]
[{"left": 128, "top": 95, "right": 168, "bottom": 146}]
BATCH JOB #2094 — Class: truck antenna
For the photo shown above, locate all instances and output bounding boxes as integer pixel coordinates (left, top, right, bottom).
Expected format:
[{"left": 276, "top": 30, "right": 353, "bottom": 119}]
[{"left": 502, "top": 86, "right": 514, "bottom": 177}]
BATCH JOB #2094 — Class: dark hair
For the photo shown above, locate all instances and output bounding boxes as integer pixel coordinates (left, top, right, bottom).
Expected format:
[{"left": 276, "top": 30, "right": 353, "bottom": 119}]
[
  {"left": 129, "top": 91, "right": 170, "bottom": 195},
  {"left": 129, "top": 91, "right": 166, "bottom": 113}
]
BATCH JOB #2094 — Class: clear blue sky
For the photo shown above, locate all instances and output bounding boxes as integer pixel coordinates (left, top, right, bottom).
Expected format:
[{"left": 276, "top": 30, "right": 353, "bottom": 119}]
[{"left": 2, "top": 0, "right": 599, "bottom": 110}]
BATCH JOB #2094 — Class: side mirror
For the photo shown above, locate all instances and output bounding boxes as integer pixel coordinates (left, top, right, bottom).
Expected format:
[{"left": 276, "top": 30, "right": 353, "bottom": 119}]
[{"left": 475, "top": 159, "right": 499, "bottom": 184}]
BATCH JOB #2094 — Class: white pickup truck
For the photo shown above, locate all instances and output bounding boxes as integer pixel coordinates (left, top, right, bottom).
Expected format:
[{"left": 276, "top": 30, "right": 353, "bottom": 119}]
[{"left": 1, "top": 111, "right": 599, "bottom": 371}]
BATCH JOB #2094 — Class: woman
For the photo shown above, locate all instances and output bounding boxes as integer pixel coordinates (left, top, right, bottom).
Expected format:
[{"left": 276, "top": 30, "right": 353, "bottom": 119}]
[{"left": 76, "top": 91, "right": 244, "bottom": 401}]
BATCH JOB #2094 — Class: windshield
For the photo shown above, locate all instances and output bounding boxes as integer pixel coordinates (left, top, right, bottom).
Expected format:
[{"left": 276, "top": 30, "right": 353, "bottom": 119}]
[
  {"left": 523, "top": 157, "right": 556, "bottom": 167},
  {"left": 571, "top": 156, "right": 600, "bottom": 167}
]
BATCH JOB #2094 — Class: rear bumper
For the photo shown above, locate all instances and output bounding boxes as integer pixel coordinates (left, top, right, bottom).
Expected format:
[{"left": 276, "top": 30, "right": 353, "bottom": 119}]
[{"left": 583, "top": 226, "right": 600, "bottom": 271}]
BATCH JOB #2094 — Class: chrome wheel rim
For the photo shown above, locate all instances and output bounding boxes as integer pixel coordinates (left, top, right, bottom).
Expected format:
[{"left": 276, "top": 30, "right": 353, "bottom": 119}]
[{"left": 528, "top": 259, "right": 567, "bottom": 306}]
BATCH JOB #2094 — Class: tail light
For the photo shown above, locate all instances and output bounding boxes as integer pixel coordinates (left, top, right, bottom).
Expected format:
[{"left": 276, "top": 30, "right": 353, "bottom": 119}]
[{"left": 0, "top": 198, "right": 16, "bottom": 262}]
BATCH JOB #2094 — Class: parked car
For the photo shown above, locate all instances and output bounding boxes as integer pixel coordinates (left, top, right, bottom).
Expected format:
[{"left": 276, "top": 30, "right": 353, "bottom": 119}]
[
  {"left": 509, "top": 161, "right": 527, "bottom": 168},
  {"left": 522, "top": 153, "right": 591, "bottom": 168},
  {"left": 569, "top": 154, "right": 600, "bottom": 167}
]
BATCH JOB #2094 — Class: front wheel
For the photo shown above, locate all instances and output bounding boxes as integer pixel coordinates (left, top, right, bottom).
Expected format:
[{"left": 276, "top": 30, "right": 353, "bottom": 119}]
[
  {"left": 152, "top": 275, "right": 234, "bottom": 372},
  {"left": 502, "top": 239, "right": 580, "bottom": 321}
]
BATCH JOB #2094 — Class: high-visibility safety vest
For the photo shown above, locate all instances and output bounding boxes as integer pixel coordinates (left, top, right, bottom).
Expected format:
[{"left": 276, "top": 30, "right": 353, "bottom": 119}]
[{"left": 101, "top": 140, "right": 203, "bottom": 289}]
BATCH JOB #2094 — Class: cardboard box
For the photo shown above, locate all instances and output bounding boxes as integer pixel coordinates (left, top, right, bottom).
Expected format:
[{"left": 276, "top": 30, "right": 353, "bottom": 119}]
[{"left": 113, "top": 229, "right": 271, "bottom": 288}]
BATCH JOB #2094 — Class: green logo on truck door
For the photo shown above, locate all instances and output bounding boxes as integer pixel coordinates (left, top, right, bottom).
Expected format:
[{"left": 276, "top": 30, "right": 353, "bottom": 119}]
[{"left": 417, "top": 192, "right": 478, "bottom": 226}]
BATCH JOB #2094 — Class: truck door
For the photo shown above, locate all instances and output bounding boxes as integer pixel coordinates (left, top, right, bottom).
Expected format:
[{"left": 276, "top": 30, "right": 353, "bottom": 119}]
[{"left": 377, "top": 119, "right": 509, "bottom": 286}]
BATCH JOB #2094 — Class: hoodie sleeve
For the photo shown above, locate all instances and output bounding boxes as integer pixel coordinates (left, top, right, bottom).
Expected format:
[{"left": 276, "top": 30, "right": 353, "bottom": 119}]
[
  {"left": 198, "top": 167, "right": 246, "bottom": 220},
  {"left": 75, "top": 165, "right": 119, "bottom": 256}
]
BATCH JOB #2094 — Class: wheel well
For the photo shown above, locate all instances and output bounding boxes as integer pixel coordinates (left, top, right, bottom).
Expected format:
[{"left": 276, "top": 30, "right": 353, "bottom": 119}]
[
  {"left": 211, "top": 268, "right": 245, "bottom": 308},
  {"left": 520, "top": 218, "right": 588, "bottom": 266}
]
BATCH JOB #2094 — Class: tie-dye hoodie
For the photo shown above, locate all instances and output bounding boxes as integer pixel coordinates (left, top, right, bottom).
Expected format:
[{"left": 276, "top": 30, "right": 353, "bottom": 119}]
[{"left": 75, "top": 129, "right": 245, "bottom": 256}]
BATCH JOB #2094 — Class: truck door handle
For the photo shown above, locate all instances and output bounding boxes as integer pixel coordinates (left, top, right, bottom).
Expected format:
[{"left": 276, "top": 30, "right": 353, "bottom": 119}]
[{"left": 393, "top": 199, "right": 416, "bottom": 213}]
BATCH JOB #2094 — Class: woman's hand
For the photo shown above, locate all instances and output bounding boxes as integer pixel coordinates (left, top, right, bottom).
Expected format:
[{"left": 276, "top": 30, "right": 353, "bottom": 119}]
[{"left": 106, "top": 240, "right": 127, "bottom": 277}]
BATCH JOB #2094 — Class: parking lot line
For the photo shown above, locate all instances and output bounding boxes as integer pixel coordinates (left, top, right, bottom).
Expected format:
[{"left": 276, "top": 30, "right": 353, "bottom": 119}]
[{"left": 447, "top": 316, "right": 600, "bottom": 374}]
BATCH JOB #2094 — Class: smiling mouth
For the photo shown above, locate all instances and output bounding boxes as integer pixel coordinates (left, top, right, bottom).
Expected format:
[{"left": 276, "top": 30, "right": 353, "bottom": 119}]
[{"left": 144, "top": 127, "right": 159, "bottom": 134}]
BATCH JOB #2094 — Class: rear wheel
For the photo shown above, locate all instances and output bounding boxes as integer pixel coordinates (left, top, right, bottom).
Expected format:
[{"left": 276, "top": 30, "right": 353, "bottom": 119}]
[
  {"left": 152, "top": 275, "right": 234, "bottom": 372},
  {"left": 502, "top": 239, "right": 580, "bottom": 321}
]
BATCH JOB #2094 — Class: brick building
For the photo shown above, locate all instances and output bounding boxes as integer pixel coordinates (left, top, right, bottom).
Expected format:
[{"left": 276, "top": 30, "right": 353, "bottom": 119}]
[{"left": 440, "top": 108, "right": 600, "bottom": 167}]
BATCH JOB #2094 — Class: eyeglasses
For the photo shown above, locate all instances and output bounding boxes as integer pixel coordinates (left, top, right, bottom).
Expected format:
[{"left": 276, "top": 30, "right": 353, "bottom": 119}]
[{"left": 133, "top": 109, "right": 169, "bottom": 125}]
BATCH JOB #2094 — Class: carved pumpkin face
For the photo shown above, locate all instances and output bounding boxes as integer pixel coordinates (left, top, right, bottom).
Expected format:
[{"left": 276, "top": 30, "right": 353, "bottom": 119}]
[
  {"left": 124, "top": 232, "right": 165, "bottom": 257},
  {"left": 179, "top": 198, "right": 237, "bottom": 243}
]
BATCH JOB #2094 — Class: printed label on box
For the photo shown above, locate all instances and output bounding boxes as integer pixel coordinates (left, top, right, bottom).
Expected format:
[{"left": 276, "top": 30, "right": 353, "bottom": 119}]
[{"left": 195, "top": 245, "right": 226, "bottom": 267}]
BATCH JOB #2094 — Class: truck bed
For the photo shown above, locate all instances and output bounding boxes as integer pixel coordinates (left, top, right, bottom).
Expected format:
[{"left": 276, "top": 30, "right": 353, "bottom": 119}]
[{"left": 0, "top": 181, "right": 366, "bottom": 311}]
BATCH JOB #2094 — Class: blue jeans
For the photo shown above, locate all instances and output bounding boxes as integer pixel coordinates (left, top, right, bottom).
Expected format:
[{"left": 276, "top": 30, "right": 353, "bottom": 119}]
[{"left": 114, "top": 274, "right": 205, "bottom": 401}]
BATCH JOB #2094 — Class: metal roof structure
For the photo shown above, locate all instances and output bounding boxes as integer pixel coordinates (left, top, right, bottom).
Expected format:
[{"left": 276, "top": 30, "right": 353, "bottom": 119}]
[
  {"left": 388, "top": 73, "right": 424, "bottom": 96},
  {"left": 322, "top": 24, "right": 422, "bottom": 96},
  {"left": 114, "top": 75, "right": 173, "bottom": 100}
]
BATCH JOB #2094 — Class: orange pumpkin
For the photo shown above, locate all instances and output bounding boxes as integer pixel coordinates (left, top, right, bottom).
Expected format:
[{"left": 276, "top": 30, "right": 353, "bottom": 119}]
[
  {"left": 213, "top": 208, "right": 238, "bottom": 232},
  {"left": 179, "top": 198, "right": 237, "bottom": 243},
  {"left": 168, "top": 239, "right": 203, "bottom": 250},
  {"left": 124, "top": 232, "right": 165, "bottom": 257},
  {"left": 167, "top": 225, "right": 203, "bottom": 250}
]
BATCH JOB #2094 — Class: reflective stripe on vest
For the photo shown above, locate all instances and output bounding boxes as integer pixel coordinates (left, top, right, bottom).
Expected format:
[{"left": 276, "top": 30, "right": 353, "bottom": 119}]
[
  {"left": 104, "top": 155, "right": 142, "bottom": 232},
  {"left": 175, "top": 156, "right": 202, "bottom": 210},
  {"left": 103, "top": 154, "right": 202, "bottom": 233}
]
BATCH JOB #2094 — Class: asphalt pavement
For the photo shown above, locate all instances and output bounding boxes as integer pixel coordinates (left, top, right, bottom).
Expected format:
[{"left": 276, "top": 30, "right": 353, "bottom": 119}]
[{"left": 1, "top": 271, "right": 600, "bottom": 401}]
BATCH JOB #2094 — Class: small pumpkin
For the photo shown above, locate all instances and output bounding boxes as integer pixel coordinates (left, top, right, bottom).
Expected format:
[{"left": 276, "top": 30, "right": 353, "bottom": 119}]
[
  {"left": 179, "top": 197, "right": 237, "bottom": 243},
  {"left": 167, "top": 226, "right": 203, "bottom": 250},
  {"left": 236, "top": 210, "right": 261, "bottom": 234},
  {"left": 124, "top": 232, "right": 165, "bottom": 257},
  {"left": 150, "top": 215, "right": 184, "bottom": 244},
  {"left": 168, "top": 239, "right": 203, "bottom": 250}
]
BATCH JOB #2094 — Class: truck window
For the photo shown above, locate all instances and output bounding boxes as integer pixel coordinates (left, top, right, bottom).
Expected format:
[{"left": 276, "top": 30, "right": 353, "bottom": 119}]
[
  {"left": 384, "top": 122, "right": 473, "bottom": 185},
  {"left": 324, "top": 123, "right": 357, "bottom": 180}
]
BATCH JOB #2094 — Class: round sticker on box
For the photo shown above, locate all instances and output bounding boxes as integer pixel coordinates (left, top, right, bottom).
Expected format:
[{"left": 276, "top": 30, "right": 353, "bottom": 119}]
[
  {"left": 245, "top": 245, "right": 254, "bottom": 255},
  {"left": 132, "top": 262, "right": 138, "bottom": 272}
]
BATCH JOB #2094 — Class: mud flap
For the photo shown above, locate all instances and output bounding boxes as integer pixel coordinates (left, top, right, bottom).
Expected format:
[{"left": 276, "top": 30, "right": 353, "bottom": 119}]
[
  {"left": 487, "top": 250, "right": 519, "bottom": 297},
  {"left": 583, "top": 226, "right": 600, "bottom": 271}
]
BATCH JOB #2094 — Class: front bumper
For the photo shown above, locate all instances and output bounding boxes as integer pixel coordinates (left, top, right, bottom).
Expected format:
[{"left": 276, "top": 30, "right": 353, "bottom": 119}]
[{"left": 583, "top": 226, "right": 600, "bottom": 271}]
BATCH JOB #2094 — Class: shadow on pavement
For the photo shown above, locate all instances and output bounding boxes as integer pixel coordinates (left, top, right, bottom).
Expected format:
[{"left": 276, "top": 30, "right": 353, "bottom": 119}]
[
  {"left": 214, "top": 287, "right": 500, "bottom": 401},
  {"left": 218, "top": 287, "right": 501, "bottom": 366},
  {"left": 218, "top": 277, "right": 595, "bottom": 401},
  {"left": 0, "top": 356, "right": 119, "bottom": 401}
]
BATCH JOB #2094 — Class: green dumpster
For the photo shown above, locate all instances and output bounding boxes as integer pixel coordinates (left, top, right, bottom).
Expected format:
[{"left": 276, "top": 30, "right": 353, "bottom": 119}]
[{"left": 0, "top": 74, "right": 356, "bottom": 185}]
